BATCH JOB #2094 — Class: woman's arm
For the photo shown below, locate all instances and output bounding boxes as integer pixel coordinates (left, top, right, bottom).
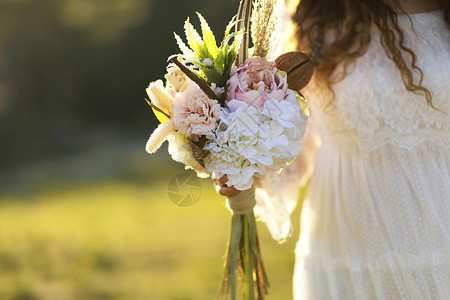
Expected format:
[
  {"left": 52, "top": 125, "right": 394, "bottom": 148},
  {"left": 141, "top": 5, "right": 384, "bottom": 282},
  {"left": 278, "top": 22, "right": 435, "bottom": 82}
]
[{"left": 287, "top": 120, "right": 322, "bottom": 187}]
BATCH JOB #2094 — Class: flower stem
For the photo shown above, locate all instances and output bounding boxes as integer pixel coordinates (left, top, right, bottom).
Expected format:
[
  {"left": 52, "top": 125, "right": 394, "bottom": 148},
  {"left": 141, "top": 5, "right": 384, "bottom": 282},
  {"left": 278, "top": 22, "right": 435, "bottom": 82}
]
[
  {"left": 168, "top": 57, "right": 218, "bottom": 100},
  {"left": 244, "top": 213, "right": 255, "bottom": 300},
  {"left": 244, "top": 214, "right": 250, "bottom": 299},
  {"left": 144, "top": 98, "right": 171, "bottom": 119},
  {"left": 230, "top": 215, "right": 242, "bottom": 300}
]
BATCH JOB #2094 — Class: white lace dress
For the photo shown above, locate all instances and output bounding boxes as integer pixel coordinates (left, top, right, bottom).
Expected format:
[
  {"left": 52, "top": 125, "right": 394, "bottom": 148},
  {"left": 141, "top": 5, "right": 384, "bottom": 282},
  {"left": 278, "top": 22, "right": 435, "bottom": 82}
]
[{"left": 255, "top": 10, "right": 450, "bottom": 299}]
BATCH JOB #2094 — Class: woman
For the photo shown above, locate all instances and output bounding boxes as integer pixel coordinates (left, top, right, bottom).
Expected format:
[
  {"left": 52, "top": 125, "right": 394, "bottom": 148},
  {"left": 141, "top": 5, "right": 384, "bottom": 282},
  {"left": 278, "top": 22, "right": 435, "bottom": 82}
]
[{"left": 216, "top": 0, "right": 450, "bottom": 298}]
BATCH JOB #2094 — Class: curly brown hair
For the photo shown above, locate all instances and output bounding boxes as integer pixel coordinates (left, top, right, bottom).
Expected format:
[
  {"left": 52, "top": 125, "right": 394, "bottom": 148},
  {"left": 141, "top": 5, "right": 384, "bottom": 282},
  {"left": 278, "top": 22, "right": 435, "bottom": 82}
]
[{"left": 293, "top": 0, "right": 450, "bottom": 108}]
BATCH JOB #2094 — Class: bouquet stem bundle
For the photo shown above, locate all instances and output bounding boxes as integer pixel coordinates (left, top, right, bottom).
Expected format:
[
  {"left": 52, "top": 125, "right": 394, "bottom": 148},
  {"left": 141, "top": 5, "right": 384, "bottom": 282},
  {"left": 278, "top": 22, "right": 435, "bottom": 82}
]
[{"left": 219, "top": 188, "right": 269, "bottom": 300}]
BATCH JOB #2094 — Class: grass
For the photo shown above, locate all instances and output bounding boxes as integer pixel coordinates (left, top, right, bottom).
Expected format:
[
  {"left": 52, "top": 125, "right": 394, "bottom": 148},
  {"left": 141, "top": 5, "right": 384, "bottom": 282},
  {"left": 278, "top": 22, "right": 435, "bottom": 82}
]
[{"left": 0, "top": 169, "right": 304, "bottom": 300}]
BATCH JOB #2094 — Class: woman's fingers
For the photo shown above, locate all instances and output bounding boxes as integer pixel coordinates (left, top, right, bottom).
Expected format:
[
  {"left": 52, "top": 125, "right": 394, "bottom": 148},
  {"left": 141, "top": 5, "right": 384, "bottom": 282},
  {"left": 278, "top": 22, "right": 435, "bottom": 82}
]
[
  {"left": 253, "top": 177, "right": 262, "bottom": 188},
  {"left": 213, "top": 175, "right": 260, "bottom": 197},
  {"left": 217, "top": 175, "right": 229, "bottom": 186},
  {"left": 214, "top": 180, "right": 239, "bottom": 197}
]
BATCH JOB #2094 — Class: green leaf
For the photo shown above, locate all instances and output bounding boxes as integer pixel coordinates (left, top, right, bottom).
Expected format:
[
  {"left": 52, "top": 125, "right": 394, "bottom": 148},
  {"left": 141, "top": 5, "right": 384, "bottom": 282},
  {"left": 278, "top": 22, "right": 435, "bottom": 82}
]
[
  {"left": 172, "top": 14, "right": 241, "bottom": 87},
  {"left": 184, "top": 17, "right": 207, "bottom": 58},
  {"left": 230, "top": 31, "right": 243, "bottom": 54},
  {"left": 173, "top": 32, "right": 195, "bottom": 58},
  {"left": 214, "top": 50, "right": 226, "bottom": 74},
  {"left": 225, "top": 50, "right": 237, "bottom": 74},
  {"left": 145, "top": 99, "right": 170, "bottom": 123},
  {"left": 224, "top": 15, "right": 238, "bottom": 40},
  {"left": 201, "top": 68, "right": 227, "bottom": 87},
  {"left": 152, "top": 107, "right": 170, "bottom": 123},
  {"left": 196, "top": 12, "right": 219, "bottom": 59},
  {"left": 221, "top": 32, "right": 241, "bottom": 49}
]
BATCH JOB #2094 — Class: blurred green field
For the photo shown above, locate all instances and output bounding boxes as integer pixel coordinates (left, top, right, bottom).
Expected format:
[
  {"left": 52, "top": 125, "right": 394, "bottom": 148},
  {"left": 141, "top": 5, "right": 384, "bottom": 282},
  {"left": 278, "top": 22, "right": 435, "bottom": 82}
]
[
  {"left": 0, "top": 169, "right": 304, "bottom": 300},
  {"left": 0, "top": 0, "right": 306, "bottom": 298}
]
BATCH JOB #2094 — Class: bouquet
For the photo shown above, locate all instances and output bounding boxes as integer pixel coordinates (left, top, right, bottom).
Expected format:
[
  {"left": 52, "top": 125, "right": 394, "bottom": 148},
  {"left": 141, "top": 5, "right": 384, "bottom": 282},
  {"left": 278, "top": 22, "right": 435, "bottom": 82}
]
[{"left": 145, "top": 0, "right": 313, "bottom": 298}]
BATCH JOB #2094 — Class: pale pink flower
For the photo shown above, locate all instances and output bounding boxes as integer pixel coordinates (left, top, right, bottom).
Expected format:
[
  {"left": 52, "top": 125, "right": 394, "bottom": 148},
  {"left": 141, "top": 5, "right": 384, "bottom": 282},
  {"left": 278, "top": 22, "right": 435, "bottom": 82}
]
[
  {"left": 226, "top": 57, "right": 289, "bottom": 109},
  {"left": 172, "top": 81, "right": 220, "bottom": 137}
]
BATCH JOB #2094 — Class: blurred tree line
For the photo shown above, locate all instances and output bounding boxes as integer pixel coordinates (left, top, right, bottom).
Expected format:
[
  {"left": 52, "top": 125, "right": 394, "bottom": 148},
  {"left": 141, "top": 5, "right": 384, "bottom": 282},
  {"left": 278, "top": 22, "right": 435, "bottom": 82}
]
[{"left": 0, "top": 0, "right": 238, "bottom": 168}]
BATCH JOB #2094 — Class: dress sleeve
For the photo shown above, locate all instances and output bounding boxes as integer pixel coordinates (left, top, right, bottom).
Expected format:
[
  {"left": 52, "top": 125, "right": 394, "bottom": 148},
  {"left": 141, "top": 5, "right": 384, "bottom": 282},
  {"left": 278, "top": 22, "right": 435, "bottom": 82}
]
[{"left": 254, "top": 121, "right": 322, "bottom": 243}]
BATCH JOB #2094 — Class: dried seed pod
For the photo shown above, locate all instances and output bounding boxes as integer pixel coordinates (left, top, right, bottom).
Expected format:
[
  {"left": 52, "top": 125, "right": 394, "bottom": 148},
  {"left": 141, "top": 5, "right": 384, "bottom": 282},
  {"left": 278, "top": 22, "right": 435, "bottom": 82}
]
[
  {"left": 188, "top": 136, "right": 208, "bottom": 167},
  {"left": 275, "top": 51, "right": 314, "bottom": 91}
]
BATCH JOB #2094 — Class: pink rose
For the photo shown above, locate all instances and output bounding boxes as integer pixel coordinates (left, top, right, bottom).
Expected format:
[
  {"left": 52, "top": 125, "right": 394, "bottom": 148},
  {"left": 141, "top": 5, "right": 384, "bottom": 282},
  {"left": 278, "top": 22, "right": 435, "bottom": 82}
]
[
  {"left": 226, "top": 57, "right": 289, "bottom": 109},
  {"left": 172, "top": 81, "right": 220, "bottom": 137}
]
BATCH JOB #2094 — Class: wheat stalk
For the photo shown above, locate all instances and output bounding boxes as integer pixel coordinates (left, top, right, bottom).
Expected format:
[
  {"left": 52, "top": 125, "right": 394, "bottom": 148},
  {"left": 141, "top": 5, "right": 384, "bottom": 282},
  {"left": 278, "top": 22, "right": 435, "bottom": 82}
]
[{"left": 251, "top": 0, "right": 279, "bottom": 59}]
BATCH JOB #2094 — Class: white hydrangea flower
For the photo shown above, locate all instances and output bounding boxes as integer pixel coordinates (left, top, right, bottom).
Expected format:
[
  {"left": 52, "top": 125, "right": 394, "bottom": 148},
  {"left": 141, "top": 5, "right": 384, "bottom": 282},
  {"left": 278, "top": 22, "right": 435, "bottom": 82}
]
[{"left": 204, "top": 91, "right": 307, "bottom": 190}]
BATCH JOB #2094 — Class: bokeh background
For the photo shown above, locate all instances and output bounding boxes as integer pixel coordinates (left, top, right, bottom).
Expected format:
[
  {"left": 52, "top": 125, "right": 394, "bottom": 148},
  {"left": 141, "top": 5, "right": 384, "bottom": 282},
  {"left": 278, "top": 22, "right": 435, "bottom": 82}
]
[{"left": 0, "top": 0, "right": 305, "bottom": 299}]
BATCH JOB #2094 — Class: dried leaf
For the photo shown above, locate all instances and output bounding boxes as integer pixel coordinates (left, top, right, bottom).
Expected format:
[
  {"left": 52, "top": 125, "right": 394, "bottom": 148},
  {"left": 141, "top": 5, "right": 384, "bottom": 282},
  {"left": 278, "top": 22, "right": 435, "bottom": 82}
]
[{"left": 275, "top": 51, "right": 314, "bottom": 91}]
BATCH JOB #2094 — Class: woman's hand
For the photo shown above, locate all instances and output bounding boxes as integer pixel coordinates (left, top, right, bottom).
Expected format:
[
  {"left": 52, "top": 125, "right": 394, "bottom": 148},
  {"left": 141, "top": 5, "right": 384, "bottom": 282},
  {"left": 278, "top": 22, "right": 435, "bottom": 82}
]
[
  {"left": 214, "top": 175, "right": 239, "bottom": 197},
  {"left": 214, "top": 175, "right": 262, "bottom": 197}
]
